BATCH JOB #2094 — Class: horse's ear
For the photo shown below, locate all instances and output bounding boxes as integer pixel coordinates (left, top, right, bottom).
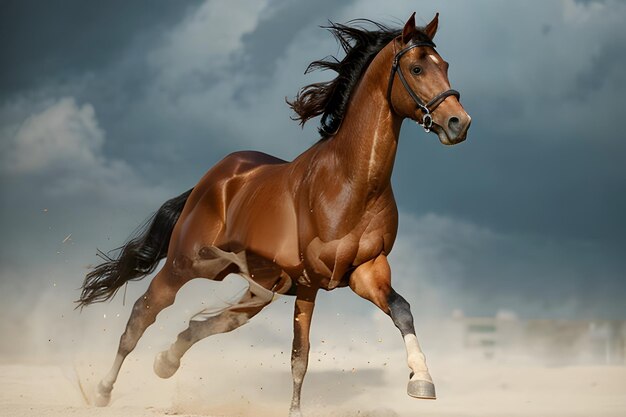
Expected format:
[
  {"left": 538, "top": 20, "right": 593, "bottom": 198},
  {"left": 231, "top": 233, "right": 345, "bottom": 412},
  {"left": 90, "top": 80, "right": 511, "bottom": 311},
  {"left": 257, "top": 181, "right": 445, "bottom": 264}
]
[
  {"left": 402, "top": 12, "right": 416, "bottom": 44},
  {"left": 424, "top": 12, "right": 439, "bottom": 40}
]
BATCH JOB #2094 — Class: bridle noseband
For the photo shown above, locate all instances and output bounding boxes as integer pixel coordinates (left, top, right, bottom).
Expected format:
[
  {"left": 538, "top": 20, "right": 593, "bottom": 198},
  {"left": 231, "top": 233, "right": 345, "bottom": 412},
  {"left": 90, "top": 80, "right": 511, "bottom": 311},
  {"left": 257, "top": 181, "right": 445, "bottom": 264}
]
[{"left": 386, "top": 40, "right": 460, "bottom": 132}]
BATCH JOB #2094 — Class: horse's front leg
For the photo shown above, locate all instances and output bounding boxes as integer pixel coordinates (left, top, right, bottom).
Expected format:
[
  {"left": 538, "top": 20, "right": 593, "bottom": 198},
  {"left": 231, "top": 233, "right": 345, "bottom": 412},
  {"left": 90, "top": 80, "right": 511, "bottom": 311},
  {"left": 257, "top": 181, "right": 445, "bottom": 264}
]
[
  {"left": 289, "top": 285, "right": 317, "bottom": 417},
  {"left": 349, "top": 255, "right": 435, "bottom": 399}
]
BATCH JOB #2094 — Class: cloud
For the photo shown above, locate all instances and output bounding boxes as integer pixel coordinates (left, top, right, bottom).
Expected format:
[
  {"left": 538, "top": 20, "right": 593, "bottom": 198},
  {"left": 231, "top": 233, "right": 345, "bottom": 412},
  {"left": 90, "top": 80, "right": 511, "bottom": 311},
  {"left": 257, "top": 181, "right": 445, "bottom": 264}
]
[
  {"left": 0, "top": 0, "right": 202, "bottom": 97},
  {"left": 238, "top": 0, "right": 356, "bottom": 80},
  {"left": 3, "top": 97, "right": 104, "bottom": 174},
  {"left": 147, "top": 0, "right": 267, "bottom": 93},
  {"left": 0, "top": 97, "right": 144, "bottom": 197},
  {"left": 0, "top": 96, "right": 171, "bottom": 270}
]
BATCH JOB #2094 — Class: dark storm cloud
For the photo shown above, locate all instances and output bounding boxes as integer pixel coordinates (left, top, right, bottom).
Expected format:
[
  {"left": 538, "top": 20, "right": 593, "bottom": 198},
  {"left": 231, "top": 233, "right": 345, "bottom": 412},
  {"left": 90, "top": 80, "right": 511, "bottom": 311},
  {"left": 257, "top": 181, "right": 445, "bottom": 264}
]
[
  {"left": 575, "top": 38, "right": 626, "bottom": 98},
  {"left": 0, "top": 0, "right": 202, "bottom": 97},
  {"left": 238, "top": 0, "right": 355, "bottom": 79}
]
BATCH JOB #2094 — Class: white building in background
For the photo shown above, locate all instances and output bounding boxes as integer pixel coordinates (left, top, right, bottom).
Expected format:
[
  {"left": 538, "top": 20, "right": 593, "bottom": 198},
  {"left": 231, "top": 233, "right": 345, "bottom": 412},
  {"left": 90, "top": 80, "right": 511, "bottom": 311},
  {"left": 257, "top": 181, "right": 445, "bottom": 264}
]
[{"left": 453, "top": 310, "right": 626, "bottom": 365}]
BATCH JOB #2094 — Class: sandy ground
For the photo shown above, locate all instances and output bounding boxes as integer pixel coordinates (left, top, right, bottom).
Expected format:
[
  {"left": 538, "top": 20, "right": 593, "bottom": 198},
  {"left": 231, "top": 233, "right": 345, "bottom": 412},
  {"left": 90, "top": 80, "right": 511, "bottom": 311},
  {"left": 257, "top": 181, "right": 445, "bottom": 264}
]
[
  {"left": 1, "top": 280, "right": 625, "bottom": 417},
  {"left": 1, "top": 351, "right": 625, "bottom": 417}
]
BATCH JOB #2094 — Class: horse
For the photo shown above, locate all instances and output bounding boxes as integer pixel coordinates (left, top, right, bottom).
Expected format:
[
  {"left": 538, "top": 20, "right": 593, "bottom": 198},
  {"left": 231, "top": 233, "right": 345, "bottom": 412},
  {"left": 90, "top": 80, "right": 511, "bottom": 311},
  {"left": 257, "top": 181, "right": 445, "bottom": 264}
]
[{"left": 78, "top": 12, "right": 470, "bottom": 416}]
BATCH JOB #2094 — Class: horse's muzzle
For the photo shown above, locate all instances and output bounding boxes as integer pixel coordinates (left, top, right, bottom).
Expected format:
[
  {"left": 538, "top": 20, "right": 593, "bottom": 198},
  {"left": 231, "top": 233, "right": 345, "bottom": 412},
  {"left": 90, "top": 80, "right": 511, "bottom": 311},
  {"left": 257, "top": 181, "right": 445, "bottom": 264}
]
[{"left": 438, "top": 114, "right": 471, "bottom": 145}]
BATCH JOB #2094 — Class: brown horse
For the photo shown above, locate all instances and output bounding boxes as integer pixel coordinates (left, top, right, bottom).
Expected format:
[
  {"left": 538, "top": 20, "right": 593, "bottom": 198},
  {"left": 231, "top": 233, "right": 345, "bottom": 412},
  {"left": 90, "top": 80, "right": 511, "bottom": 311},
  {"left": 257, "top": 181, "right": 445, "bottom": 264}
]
[{"left": 79, "top": 12, "right": 470, "bottom": 416}]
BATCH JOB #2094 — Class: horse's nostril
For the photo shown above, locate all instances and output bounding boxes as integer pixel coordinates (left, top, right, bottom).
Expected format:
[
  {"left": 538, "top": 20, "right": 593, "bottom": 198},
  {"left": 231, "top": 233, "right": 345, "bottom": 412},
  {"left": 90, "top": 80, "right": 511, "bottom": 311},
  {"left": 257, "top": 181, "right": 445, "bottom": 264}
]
[{"left": 448, "top": 116, "right": 460, "bottom": 132}]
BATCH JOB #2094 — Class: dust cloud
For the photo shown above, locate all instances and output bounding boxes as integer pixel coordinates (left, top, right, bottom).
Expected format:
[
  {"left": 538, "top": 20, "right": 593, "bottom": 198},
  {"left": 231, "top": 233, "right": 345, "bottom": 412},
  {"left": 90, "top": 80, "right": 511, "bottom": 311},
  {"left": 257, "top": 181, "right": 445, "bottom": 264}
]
[{"left": 1, "top": 262, "right": 625, "bottom": 417}]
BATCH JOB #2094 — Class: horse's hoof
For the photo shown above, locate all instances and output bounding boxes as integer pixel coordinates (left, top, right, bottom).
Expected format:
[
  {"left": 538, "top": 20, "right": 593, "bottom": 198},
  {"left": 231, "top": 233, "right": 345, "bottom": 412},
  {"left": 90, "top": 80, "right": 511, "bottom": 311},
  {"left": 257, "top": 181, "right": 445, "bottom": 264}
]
[
  {"left": 154, "top": 350, "right": 180, "bottom": 379},
  {"left": 94, "top": 382, "right": 112, "bottom": 407},
  {"left": 407, "top": 379, "right": 436, "bottom": 399},
  {"left": 288, "top": 407, "right": 303, "bottom": 417}
]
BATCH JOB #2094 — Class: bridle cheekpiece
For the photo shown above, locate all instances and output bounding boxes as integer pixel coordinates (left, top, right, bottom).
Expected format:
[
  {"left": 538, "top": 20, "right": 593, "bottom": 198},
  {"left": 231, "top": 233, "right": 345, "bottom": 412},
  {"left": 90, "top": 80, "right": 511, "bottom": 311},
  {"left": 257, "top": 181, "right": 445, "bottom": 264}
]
[{"left": 386, "top": 39, "right": 460, "bottom": 133}]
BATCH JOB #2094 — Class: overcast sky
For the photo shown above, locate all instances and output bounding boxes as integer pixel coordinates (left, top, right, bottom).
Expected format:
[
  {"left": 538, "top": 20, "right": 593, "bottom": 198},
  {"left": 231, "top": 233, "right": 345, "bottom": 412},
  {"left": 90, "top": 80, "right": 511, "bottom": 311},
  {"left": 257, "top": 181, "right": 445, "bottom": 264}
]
[{"left": 1, "top": 0, "right": 625, "bottom": 327}]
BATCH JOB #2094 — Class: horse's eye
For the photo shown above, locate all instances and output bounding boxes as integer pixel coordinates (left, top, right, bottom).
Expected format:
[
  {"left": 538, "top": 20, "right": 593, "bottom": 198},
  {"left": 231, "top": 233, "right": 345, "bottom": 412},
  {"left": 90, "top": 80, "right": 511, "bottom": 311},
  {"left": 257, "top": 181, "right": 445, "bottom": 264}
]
[{"left": 411, "top": 66, "right": 423, "bottom": 75}]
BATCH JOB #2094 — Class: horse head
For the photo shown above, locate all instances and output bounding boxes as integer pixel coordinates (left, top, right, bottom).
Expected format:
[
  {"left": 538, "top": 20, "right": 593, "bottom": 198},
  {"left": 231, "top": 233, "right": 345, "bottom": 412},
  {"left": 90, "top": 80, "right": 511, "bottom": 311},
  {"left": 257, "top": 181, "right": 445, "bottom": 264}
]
[{"left": 387, "top": 13, "right": 471, "bottom": 145}]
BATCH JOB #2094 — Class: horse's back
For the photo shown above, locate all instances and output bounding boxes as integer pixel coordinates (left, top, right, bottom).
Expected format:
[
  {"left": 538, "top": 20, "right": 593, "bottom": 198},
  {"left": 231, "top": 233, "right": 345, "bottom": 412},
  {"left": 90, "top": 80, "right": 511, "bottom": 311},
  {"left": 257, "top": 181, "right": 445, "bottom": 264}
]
[{"left": 183, "top": 150, "right": 288, "bottom": 217}]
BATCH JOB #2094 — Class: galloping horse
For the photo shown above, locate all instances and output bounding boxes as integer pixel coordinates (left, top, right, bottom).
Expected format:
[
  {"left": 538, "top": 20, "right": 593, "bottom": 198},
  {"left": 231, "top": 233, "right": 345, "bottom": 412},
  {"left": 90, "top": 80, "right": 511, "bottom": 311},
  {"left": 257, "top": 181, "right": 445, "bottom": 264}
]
[{"left": 79, "top": 12, "right": 470, "bottom": 416}]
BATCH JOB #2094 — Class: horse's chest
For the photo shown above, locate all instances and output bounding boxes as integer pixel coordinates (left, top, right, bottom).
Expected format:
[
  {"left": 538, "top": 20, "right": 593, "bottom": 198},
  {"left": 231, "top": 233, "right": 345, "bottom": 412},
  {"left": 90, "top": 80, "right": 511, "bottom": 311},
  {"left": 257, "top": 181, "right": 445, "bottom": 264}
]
[{"left": 302, "top": 208, "right": 396, "bottom": 289}]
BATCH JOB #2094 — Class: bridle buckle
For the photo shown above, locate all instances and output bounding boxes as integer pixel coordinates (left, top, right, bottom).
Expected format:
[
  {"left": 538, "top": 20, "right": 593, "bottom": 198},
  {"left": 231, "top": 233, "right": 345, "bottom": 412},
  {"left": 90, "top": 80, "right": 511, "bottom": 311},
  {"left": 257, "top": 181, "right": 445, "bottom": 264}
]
[{"left": 421, "top": 112, "right": 433, "bottom": 133}]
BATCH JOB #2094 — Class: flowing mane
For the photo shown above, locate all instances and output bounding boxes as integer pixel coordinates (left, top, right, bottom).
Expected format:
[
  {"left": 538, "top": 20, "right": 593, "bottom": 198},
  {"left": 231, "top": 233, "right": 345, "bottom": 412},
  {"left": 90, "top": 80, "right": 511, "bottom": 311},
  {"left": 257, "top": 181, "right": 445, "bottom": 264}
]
[{"left": 288, "top": 19, "right": 432, "bottom": 138}]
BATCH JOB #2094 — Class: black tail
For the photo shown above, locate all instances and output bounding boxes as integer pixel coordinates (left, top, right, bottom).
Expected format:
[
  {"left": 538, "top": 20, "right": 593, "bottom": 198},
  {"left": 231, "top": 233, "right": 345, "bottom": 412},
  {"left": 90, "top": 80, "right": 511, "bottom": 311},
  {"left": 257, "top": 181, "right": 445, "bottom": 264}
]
[{"left": 77, "top": 188, "right": 193, "bottom": 308}]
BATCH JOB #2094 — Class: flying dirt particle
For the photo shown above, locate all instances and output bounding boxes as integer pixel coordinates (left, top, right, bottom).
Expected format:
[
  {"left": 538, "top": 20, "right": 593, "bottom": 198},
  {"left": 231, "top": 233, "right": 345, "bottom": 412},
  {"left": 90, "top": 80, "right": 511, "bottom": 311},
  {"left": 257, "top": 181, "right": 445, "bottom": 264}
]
[
  {"left": 43, "top": 208, "right": 48, "bottom": 212},
  {"left": 103, "top": 314, "right": 107, "bottom": 319}
]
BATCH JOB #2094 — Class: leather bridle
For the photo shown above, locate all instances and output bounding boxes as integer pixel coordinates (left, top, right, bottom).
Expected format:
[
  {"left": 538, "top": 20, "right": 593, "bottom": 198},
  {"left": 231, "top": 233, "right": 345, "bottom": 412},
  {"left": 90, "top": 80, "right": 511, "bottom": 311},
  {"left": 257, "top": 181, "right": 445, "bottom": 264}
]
[{"left": 386, "top": 40, "right": 460, "bottom": 132}]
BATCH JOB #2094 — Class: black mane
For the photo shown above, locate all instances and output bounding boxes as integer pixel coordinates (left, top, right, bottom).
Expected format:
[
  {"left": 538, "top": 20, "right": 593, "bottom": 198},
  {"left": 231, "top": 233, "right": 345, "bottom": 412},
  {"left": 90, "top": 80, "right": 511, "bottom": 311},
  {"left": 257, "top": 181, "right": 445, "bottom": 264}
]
[{"left": 287, "top": 19, "right": 431, "bottom": 139}]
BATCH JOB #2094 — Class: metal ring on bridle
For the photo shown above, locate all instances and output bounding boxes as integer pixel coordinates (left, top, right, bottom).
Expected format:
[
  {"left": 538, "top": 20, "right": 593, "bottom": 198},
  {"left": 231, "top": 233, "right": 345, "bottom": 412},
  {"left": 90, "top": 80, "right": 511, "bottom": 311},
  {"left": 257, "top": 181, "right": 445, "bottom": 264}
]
[
  {"left": 422, "top": 113, "right": 433, "bottom": 132},
  {"left": 386, "top": 39, "right": 460, "bottom": 133}
]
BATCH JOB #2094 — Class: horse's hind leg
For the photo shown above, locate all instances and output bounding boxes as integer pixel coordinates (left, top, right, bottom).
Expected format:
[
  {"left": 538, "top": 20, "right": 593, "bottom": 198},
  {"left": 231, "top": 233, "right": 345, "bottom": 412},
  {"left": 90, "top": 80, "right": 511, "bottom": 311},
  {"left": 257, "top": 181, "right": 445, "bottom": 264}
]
[
  {"left": 289, "top": 285, "right": 317, "bottom": 417},
  {"left": 95, "top": 264, "right": 183, "bottom": 406},
  {"left": 154, "top": 289, "right": 271, "bottom": 378}
]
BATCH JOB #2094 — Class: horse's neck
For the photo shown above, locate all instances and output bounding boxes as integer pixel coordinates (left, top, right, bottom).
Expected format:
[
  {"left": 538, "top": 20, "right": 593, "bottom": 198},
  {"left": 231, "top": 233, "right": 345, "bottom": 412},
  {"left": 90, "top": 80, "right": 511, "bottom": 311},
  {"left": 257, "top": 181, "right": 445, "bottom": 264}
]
[{"left": 328, "top": 45, "right": 402, "bottom": 195}]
